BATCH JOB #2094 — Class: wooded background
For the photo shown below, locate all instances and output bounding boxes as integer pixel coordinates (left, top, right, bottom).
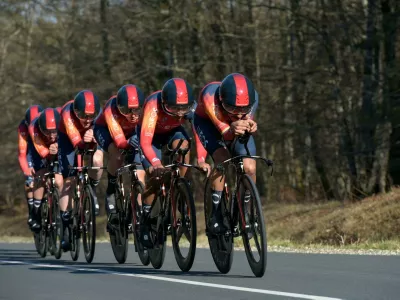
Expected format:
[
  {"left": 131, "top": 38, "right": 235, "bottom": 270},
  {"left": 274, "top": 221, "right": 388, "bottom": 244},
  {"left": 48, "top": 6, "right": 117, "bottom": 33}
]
[{"left": 1, "top": 0, "right": 399, "bottom": 208}]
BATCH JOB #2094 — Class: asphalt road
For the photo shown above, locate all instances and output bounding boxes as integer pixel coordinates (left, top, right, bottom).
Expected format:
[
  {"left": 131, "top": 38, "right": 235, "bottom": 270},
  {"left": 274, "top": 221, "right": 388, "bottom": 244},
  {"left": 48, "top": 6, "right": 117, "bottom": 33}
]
[{"left": 0, "top": 243, "right": 399, "bottom": 300}]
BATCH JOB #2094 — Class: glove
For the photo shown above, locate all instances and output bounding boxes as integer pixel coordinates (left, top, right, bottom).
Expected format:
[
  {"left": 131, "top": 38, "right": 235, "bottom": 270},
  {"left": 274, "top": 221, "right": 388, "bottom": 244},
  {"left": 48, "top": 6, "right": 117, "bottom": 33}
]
[
  {"left": 128, "top": 136, "right": 139, "bottom": 149},
  {"left": 25, "top": 176, "right": 34, "bottom": 187}
]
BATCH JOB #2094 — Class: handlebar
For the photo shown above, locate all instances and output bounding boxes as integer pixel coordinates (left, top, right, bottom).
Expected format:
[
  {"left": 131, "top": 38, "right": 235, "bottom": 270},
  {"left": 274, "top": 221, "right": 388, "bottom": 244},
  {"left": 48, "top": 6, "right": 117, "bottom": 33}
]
[
  {"left": 164, "top": 138, "right": 192, "bottom": 159},
  {"left": 116, "top": 162, "right": 142, "bottom": 177}
]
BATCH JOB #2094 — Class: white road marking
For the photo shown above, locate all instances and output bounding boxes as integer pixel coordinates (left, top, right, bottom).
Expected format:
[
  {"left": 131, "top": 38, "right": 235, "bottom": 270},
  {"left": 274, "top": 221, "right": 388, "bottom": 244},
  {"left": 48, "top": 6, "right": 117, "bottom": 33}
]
[{"left": 0, "top": 259, "right": 344, "bottom": 300}]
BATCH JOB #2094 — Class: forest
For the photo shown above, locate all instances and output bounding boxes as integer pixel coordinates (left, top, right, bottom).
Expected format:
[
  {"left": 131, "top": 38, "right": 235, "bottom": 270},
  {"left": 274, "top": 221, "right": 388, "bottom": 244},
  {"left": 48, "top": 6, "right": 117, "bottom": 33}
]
[{"left": 1, "top": 0, "right": 399, "bottom": 208}]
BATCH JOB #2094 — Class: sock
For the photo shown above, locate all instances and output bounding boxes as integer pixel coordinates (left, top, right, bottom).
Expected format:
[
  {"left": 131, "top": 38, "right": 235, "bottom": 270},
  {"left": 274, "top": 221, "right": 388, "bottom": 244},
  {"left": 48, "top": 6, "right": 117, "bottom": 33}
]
[
  {"left": 90, "top": 178, "right": 100, "bottom": 193},
  {"left": 27, "top": 198, "right": 34, "bottom": 216},
  {"left": 33, "top": 198, "right": 41, "bottom": 214},
  {"left": 142, "top": 204, "right": 151, "bottom": 216},
  {"left": 211, "top": 190, "right": 223, "bottom": 211},
  {"left": 106, "top": 172, "right": 117, "bottom": 194}
]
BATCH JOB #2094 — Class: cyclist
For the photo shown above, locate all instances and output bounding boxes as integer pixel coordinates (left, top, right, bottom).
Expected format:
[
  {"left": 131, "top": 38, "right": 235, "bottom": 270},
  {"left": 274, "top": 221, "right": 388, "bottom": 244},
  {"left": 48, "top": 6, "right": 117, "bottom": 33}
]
[
  {"left": 18, "top": 105, "right": 44, "bottom": 227},
  {"left": 55, "top": 90, "right": 102, "bottom": 251},
  {"left": 193, "top": 73, "right": 259, "bottom": 235},
  {"left": 94, "top": 84, "right": 146, "bottom": 224},
  {"left": 27, "top": 108, "right": 61, "bottom": 230},
  {"left": 138, "top": 78, "right": 196, "bottom": 247}
]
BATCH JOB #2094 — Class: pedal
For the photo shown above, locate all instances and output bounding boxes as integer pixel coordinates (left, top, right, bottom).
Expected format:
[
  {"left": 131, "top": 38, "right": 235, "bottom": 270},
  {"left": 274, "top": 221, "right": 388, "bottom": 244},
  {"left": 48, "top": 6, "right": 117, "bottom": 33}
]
[
  {"left": 232, "top": 226, "right": 240, "bottom": 237},
  {"left": 127, "top": 223, "right": 133, "bottom": 234}
]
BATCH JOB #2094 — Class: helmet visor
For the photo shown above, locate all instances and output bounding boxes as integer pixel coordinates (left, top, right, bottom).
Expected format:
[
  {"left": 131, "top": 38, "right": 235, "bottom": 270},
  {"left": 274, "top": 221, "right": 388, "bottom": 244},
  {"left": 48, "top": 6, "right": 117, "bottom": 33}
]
[
  {"left": 221, "top": 102, "right": 252, "bottom": 115},
  {"left": 118, "top": 105, "right": 142, "bottom": 117},
  {"left": 74, "top": 109, "right": 96, "bottom": 121},
  {"left": 163, "top": 102, "right": 194, "bottom": 116}
]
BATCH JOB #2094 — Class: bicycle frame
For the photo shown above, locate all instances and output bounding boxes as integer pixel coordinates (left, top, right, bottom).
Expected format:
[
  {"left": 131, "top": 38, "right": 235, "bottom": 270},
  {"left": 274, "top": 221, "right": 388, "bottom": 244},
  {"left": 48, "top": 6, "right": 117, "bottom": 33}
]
[
  {"left": 162, "top": 138, "right": 206, "bottom": 228},
  {"left": 35, "top": 161, "right": 59, "bottom": 229},
  {"left": 69, "top": 147, "right": 105, "bottom": 227},
  {"left": 216, "top": 135, "right": 273, "bottom": 234},
  {"left": 115, "top": 151, "right": 142, "bottom": 230}
]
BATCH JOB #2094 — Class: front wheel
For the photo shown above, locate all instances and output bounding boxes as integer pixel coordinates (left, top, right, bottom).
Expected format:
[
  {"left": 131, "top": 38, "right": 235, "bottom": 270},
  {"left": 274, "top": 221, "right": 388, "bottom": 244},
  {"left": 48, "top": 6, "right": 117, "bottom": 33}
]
[
  {"left": 109, "top": 185, "right": 129, "bottom": 264},
  {"left": 82, "top": 185, "right": 96, "bottom": 263},
  {"left": 37, "top": 203, "right": 48, "bottom": 258},
  {"left": 171, "top": 178, "right": 197, "bottom": 272},
  {"left": 49, "top": 188, "right": 62, "bottom": 259},
  {"left": 204, "top": 178, "right": 233, "bottom": 274},
  {"left": 239, "top": 174, "right": 267, "bottom": 277}
]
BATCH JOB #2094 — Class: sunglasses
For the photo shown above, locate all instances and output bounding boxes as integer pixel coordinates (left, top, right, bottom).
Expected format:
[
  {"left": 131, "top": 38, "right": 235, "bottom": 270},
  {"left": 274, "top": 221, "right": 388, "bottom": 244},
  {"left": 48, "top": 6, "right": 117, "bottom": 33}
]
[
  {"left": 118, "top": 106, "right": 142, "bottom": 116},
  {"left": 75, "top": 110, "right": 96, "bottom": 121},
  {"left": 163, "top": 103, "right": 193, "bottom": 116},
  {"left": 221, "top": 103, "right": 252, "bottom": 115},
  {"left": 42, "top": 128, "right": 58, "bottom": 136}
]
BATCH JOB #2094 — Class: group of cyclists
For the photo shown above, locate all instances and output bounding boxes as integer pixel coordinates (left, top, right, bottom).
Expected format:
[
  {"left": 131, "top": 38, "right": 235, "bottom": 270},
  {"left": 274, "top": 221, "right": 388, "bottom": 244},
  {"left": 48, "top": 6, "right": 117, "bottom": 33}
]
[{"left": 18, "top": 72, "right": 259, "bottom": 255}]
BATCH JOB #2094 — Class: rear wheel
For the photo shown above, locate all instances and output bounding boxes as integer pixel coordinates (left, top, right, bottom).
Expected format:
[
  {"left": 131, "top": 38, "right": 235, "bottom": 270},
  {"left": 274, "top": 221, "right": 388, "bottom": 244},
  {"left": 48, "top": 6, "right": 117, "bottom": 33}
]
[
  {"left": 109, "top": 184, "right": 129, "bottom": 264},
  {"left": 131, "top": 181, "right": 150, "bottom": 266},
  {"left": 82, "top": 185, "right": 96, "bottom": 263},
  {"left": 171, "top": 178, "right": 197, "bottom": 272},
  {"left": 70, "top": 195, "right": 80, "bottom": 261},
  {"left": 239, "top": 174, "right": 267, "bottom": 277},
  {"left": 204, "top": 178, "right": 233, "bottom": 274}
]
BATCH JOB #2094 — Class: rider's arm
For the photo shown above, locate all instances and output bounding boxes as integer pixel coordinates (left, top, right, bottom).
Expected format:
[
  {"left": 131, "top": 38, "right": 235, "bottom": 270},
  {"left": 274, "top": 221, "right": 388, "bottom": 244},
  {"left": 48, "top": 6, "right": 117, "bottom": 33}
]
[
  {"left": 248, "top": 90, "right": 259, "bottom": 121},
  {"left": 140, "top": 98, "right": 161, "bottom": 167},
  {"left": 203, "top": 92, "right": 234, "bottom": 140},
  {"left": 18, "top": 123, "right": 31, "bottom": 175},
  {"left": 28, "top": 122, "right": 50, "bottom": 159},
  {"left": 192, "top": 124, "right": 208, "bottom": 164},
  {"left": 63, "top": 105, "right": 84, "bottom": 148},
  {"left": 105, "top": 103, "right": 129, "bottom": 149}
]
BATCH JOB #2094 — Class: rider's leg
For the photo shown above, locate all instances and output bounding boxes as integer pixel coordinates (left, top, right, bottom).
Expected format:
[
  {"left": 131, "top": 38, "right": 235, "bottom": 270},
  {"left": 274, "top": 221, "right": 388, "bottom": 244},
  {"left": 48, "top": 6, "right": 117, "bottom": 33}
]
[
  {"left": 87, "top": 149, "right": 103, "bottom": 215},
  {"left": 105, "top": 143, "right": 123, "bottom": 215},
  {"left": 25, "top": 185, "right": 34, "bottom": 227},
  {"left": 168, "top": 126, "right": 191, "bottom": 177},
  {"left": 31, "top": 168, "right": 47, "bottom": 230},
  {"left": 193, "top": 115, "right": 231, "bottom": 234},
  {"left": 232, "top": 135, "right": 257, "bottom": 182}
]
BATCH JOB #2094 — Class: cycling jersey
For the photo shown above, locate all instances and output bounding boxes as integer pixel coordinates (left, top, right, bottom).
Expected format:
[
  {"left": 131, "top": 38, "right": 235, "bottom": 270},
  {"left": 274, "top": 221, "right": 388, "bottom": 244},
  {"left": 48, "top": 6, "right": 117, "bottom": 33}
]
[
  {"left": 193, "top": 82, "right": 259, "bottom": 162},
  {"left": 28, "top": 117, "right": 55, "bottom": 159},
  {"left": 18, "top": 120, "right": 31, "bottom": 175},
  {"left": 139, "top": 91, "right": 194, "bottom": 167},
  {"left": 59, "top": 100, "right": 96, "bottom": 148},
  {"left": 95, "top": 96, "right": 138, "bottom": 149}
]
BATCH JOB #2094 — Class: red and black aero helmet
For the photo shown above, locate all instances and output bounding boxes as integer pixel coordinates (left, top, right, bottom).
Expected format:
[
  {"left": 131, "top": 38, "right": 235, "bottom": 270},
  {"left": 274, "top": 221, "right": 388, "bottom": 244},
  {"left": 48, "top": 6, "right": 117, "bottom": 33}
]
[
  {"left": 219, "top": 73, "right": 256, "bottom": 115},
  {"left": 25, "top": 104, "right": 44, "bottom": 125},
  {"left": 116, "top": 84, "right": 145, "bottom": 116},
  {"left": 161, "top": 78, "right": 195, "bottom": 116},
  {"left": 73, "top": 90, "right": 100, "bottom": 120},
  {"left": 38, "top": 108, "right": 61, "bottom": 136}
]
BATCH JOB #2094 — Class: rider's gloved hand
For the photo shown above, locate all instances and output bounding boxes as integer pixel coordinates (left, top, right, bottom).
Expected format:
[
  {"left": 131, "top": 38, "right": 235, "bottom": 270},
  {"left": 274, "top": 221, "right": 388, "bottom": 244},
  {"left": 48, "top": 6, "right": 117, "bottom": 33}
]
[
  {"left": 150, "top": 164, "right": 165, "bottom": 180},
  {"left": 25, "top": 176, "right": 34, "bottom": 187},
  {"left": 128, "top": 136, "right": 139, "bottom": 149}
]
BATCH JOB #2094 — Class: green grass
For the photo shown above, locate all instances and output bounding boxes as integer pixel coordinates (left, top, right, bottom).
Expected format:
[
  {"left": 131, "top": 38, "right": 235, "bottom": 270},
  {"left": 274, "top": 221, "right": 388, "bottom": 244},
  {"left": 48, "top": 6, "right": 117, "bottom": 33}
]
[{"left": 1, "top": 188, "right": 400, "bottom": 252}]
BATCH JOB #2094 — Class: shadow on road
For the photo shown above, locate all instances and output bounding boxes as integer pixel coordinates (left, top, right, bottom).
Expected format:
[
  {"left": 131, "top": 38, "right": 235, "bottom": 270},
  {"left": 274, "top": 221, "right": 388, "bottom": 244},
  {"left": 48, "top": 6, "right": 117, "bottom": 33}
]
[{"left": 0, "top": 248, "right": 254, "bottom": 279}]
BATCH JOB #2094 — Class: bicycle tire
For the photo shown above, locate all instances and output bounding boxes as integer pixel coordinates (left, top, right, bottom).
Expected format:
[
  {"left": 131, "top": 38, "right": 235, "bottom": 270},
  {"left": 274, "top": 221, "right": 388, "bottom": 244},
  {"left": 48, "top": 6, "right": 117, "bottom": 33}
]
[
  {"left": 82, "top": 185, "right": 96, "bottom": 263},
  {"left": 49, "top": 188, "right": 62, "bottom": 259},
  {"left": 33, "top": 233, "right": 40, "bottom": 254},
  {"left": 204, "top": 178, "right": 233, "bottom": 274},
  {"left": 171, "top": 178, "right": 197, "bottom": 272},
  {"left": 37, "top": 202, "right": 49, "bottom": 258},
  {"left": 239, "top": 174, "right": 267, "bottom": 277},
  {"left": 109, "top": 184, "right": 129, "bottom": 264},
  {"left": 70, "top": 194, "right": 80, "bottom": 261},
  {"left": 148, "top": 195, "right": 167, "bottom": 269},
  {"left": 131, "top": 181, "right": 150, "bottom": 266}
]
